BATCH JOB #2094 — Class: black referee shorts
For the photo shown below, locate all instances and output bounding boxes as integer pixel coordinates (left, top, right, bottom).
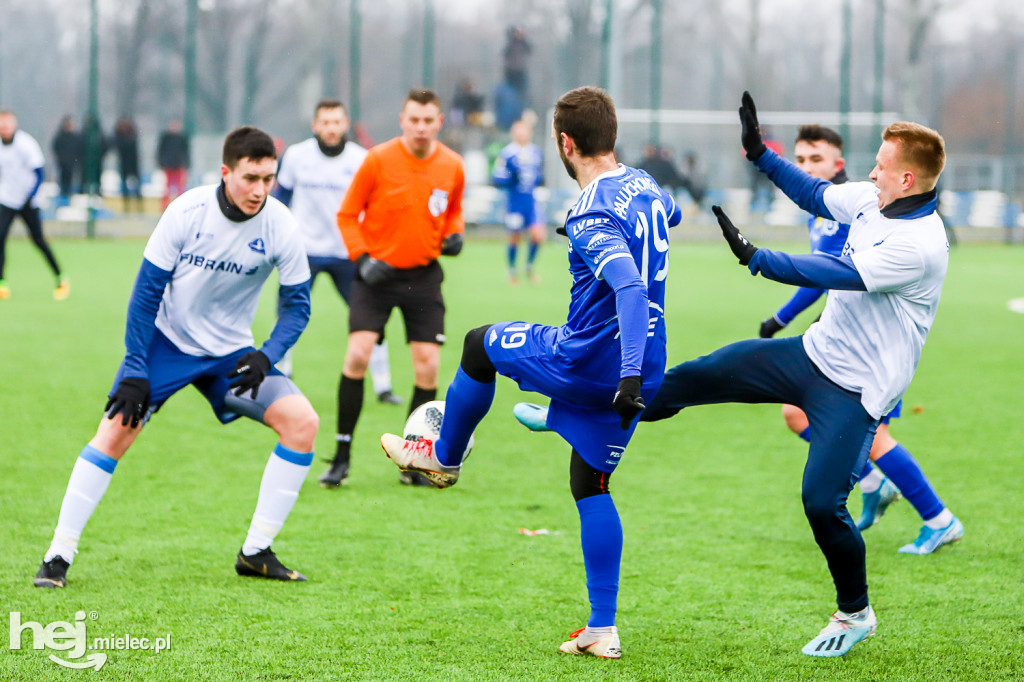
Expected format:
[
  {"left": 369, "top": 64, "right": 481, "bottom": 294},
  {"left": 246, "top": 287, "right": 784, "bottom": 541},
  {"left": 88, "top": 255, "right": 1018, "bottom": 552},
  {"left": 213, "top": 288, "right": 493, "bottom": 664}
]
[{"left": 349, "top": 260, "right": 446, "bottom": 345}]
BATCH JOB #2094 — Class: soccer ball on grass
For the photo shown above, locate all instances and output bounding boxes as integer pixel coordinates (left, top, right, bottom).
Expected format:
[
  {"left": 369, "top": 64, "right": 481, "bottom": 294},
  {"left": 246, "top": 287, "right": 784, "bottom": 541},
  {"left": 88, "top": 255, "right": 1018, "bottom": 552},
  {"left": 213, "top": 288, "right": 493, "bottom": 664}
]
[{"left": 403, "top": 400, "right": 474, "bottom": 463}]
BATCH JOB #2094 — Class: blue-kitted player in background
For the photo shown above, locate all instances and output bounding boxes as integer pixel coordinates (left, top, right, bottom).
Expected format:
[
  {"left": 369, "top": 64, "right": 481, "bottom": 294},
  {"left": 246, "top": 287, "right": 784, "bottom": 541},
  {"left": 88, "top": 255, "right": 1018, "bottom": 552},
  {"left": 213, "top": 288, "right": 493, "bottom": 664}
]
[
  {"left": 492, "top": 119, "right": 545, "bottom": 284},
  {"left": 761, "top": 124, "right": 962, "bottom": 553},
  {"left": 382, "top": 86, "right": 680, "bottom": 659}
]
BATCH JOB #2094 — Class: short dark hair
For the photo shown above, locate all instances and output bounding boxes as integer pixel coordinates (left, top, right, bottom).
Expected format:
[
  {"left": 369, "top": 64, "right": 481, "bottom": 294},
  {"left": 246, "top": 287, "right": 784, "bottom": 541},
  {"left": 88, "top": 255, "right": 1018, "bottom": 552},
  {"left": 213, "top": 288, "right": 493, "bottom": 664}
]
[
  {"left": 796, "top": 124, "right": 844, "bottom": 153},
  {"left": 315, "top": 99, "right": 346, "bottom": 116},
  {"left": 553, "top": 87, "right": 616, "bottom": 157},
  {"left": 405, "top": 89, "right": 442, "bottom": 110},
  {"left": 883, "top": 121, "right": 945, "bottom": 189},
  {"left": 222, "top": 126, "right": 277, "bottom": 168}
]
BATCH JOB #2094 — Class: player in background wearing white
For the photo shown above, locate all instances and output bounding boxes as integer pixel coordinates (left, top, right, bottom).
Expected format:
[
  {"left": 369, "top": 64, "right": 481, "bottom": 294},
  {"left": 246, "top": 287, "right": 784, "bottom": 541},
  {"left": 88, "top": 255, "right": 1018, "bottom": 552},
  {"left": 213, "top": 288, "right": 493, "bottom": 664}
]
[
  {"left": 492, "top": 119, "right": 545, "bottom": 284},
  {"left": 0, "top": 110, "right": 68, "bottom": 300},
  {"left": 34, "top": 127, "right": 318, "bottom": 588},
  {"left": 641, "top": 92, "right": 959, "bottom": 657},
  {"left": 272, "top": 99, "right": 401, "bottom": 488},
  {"left": 761, "top": 124, "right": 961, "bottom": 552}
]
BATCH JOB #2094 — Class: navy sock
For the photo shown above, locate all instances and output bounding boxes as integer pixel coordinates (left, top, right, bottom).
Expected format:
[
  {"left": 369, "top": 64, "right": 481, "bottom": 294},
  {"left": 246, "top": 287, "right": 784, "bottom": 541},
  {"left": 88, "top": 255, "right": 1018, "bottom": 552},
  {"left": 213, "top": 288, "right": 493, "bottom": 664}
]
[
  {"left": 507, "top": 243, "right": 517, "bottom": 270},
  {"left": 873, "top": 444, "right": 944, "bottom": 520},
  {"left": 526, "top": 241, "right": 539, "bottom": 268},
  {"left": 577, "top": 494, "right": 622, "bottom": 627},
  {"left": 798, "top": 426, "right": 811, "bottom": 442},
  {"left": 435, "top": 367, "right": 494, "bottom": 467}
]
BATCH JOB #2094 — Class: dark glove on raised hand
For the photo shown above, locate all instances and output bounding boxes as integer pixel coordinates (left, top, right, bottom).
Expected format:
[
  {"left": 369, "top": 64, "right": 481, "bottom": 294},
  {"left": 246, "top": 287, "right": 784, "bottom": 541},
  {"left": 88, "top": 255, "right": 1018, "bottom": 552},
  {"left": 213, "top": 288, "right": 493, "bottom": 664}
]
[
  {"left": 105, "top": 377, "right": 151, "bottom": 428},
  {"left": 712, "top": 205, "right": 758, "bottom": 266},
  {"left": 739, "top": 91, "right": 767, "bottom": 161},
  {"left": 759, "top": 316, "right": 786, "bottom": 338},
  {"left": 356, "top": 253, "right": 395, "bottom": 287},
  {"left": 612, "top": 376, "right": 645, "bottom": 430},
  {"left": 228, "top": 350, "right": 271, "bottom": 399},
  {"left": 440, "top": 232, "right": 464, "bottom": 256}
]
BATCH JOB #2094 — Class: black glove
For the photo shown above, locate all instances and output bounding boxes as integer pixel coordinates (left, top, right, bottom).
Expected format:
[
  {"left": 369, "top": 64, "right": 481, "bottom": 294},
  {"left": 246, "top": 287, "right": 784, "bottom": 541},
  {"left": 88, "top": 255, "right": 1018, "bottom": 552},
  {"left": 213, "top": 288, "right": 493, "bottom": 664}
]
[
  {"left": 612, "top": 376, "right": 645, "bottom": 430},
  {"left": 356, "top": 253, "right": 395, "bottom": 287},
  {"left": 105, "top": 377, "right": 151, "bottom": 428},
  {"left": 739, "top": 91, "right": 767, "bottom": 161},
  {"left": 440, "top": 232, "right": 463, "bottom": 256},
  {"left": 228, "top": 350, "right": 272, "bottom": 399},
  {"left": 712, "top": 205, "right": 758, "bottom": 266},
  {"left": 759, "top": 316, "right": 786, "bottom": 338}
]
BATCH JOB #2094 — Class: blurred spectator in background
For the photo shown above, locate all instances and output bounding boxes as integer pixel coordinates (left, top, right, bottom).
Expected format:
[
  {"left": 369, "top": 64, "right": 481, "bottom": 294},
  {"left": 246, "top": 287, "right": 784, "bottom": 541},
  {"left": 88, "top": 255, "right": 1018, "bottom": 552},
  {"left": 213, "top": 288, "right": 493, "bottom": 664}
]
[
  {"left": 494, "top": 81, "right": 524, "bottom": 133},
  {"left": 51, "top": 115, "right": 83, "bottom": 203},
  {"left": 113, "top": 117, "right": 142, "bottom": 213},
  {"left": 157, "top": 119, "right": 190, "bottom": 209},
  {"left": 681, "top": 151, "right": 707, "bottom": 204},
  {"left": 81, "top": 114, "right": 108, "bottom": 196},
  {"left": 451, "top": 79, "right": 485, "bottom": 128},
  {"left": 502, "top": 26, "right": 531, "bottom": 106},
  {"left": 637, "top": 143, "right": 681, "bottom": 193}
]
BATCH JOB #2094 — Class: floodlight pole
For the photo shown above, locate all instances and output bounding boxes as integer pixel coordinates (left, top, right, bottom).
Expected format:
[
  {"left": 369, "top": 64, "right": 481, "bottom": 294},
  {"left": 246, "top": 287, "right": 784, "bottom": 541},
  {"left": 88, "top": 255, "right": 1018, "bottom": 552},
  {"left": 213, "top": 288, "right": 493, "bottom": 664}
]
[
  {"left": 839, "top": 0, "right": 852, "bottom": 149},
  {"left": 422, "top": 0, "right": 435, "bottom": 88},
  {"left": 185, "top": 0, "right": 197, "bottom": 156},
  {"left": 85, "top": 0, "right": 100, "bottom": 239},
  {"left": 350, "top": 0, "right": 362, "bottom": 124},
  {"left": 873, "top": 0, "right": 885, "bottom": 144},
  {"left": 650, "top": 0, "right": 663, "bottom": 145}
]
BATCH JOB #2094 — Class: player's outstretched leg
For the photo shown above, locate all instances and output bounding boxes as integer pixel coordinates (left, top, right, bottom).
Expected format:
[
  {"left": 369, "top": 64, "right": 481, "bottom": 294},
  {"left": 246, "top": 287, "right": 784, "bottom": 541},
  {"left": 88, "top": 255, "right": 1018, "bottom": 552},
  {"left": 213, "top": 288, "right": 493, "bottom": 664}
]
[
  {"left": 35, "top": 446, "right": 119, "bottom": 588},
  {"left": 383, "top": 326, "right": 496, "bottom": 488},
  {"left": 559, "top": 451, "right": 622, "bottom": 659},
  {"left": 237, "top": 443, "right": 313, "bottom": 581}
]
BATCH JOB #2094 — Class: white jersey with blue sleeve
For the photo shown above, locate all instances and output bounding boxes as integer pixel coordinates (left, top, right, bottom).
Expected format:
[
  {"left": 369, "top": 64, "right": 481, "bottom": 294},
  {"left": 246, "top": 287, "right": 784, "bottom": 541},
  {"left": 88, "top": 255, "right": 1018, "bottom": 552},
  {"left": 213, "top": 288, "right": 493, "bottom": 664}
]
[
  {"left": 560, "top": 166, "right": 681, "bottom": 386},
  {"left": 275, "top": 137, "right": 367, "bottom": 259},
  {"left": 0, "top": 130, "right": 45, "bottom": 209},
  {"left": 142, "top": 185, "right": 311, "bottom": 358},
  {"left": 803, "top": 181, "right": 949, "bottom": 418}
]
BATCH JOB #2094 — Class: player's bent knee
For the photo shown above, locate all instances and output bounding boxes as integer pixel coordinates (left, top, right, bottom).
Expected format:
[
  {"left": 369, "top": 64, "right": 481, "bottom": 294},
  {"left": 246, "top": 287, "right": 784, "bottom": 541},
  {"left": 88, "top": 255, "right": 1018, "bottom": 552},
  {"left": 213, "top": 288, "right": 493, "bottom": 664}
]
[
  {"left": 265, "top": 395, "right": 319, "bottom": 452},
  {"left": 781, "top": 404, "right": 808, "bottom": 433},
  {"left": 461, "top": 325, "right": 497, "bottom": 382},
  {"left": 569, "top": 450, "right": 612, "bottom": 502},
  {"left": 90, "top": 417, "right": 141, "bottom": 460}
]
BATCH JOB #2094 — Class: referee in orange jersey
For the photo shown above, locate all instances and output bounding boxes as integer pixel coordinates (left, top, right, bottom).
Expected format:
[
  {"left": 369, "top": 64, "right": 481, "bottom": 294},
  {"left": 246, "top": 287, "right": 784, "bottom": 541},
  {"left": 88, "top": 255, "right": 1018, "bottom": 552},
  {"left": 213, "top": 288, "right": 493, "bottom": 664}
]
[{"left": 322, "top": 89, "right": 466, "bottom": 487}]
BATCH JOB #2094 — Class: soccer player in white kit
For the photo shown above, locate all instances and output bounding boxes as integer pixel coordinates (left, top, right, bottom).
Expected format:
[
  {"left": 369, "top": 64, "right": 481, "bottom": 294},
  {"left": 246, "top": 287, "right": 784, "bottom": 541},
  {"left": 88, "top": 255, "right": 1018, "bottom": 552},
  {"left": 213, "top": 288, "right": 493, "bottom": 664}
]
[
  {"left": 643, "top": 92, "right": 956, "bottom": 657},
  {"left": 34, "top": 127, "right": 318, "bottom": 588},
  {"left": 0, "top": 110, "right": 68, "bottom": 300},
  {"left": 273, "top": 99, "right": 401, "bottom": 488}
]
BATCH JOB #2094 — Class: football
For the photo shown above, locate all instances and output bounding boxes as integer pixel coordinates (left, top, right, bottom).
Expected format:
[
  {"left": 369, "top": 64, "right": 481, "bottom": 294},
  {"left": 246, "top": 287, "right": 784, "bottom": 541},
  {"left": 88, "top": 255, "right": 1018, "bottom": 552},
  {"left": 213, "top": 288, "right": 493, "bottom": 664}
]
[{"left": 403, "top": 400, "right": 474, "bottom": 462}]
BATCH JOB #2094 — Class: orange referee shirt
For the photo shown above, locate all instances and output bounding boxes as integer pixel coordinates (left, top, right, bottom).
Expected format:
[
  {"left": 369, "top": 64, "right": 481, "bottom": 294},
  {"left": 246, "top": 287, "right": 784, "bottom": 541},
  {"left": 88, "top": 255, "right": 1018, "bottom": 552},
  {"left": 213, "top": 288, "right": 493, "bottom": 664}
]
[{"left": 337, "top": 137, "right": 465, "bottom": 269}]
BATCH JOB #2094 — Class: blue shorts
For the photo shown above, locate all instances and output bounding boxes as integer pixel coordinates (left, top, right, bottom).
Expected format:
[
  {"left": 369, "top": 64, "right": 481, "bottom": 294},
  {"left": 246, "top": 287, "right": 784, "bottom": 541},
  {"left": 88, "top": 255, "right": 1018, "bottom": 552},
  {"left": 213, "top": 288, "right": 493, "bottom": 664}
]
[
  {"left": 881, "top": 400, "right": 902, "bottom": 424},
  {"left": 484, "top": 321, "right": 662, "bottom": 473},
  {"left": 504, "top": 197, "right": 539, "bottom": 231},
  {"left": 111, "top": 330, "right": 301, "bottom": 425}
]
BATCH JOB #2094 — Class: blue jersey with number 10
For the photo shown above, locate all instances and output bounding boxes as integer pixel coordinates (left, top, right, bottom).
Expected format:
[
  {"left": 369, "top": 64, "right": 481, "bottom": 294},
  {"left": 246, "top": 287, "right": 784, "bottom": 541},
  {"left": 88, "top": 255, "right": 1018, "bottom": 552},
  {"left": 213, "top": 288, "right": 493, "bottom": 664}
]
[{"left": 561, "top": 165, "right": 681, "bottom": 386}]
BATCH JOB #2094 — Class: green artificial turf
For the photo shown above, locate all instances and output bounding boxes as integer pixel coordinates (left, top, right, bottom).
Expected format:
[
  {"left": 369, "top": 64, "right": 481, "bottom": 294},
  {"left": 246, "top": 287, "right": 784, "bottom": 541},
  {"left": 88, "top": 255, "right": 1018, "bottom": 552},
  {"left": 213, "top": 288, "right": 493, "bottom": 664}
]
[{"left": 1, "top": 235, "right": 1021, "bottom": 680}]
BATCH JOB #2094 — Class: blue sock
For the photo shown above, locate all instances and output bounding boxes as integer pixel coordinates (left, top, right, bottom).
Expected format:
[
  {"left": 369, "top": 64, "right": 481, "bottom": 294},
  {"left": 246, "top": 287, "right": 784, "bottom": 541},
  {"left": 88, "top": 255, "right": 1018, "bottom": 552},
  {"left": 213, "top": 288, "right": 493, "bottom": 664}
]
[
  {"left": 873, "top": 444, "right": 945, "bottom": 520},
  {"left": 435, "top": 367, "right": 495, "bottom": 467},
  {"left": 858, "top": 460, "right": 874, "bottom": 481},
  {"left": 577, "top": 494, "right": 622, "bottom": 627},
  {"left": 798, "top": 426, "right": 811, "bottom": 442},
  {"left": 526, "top": 241, "right": 539, "bottom": 268},
  {"left": 507, "top": 243, "right": 518, "bottom": 271}
]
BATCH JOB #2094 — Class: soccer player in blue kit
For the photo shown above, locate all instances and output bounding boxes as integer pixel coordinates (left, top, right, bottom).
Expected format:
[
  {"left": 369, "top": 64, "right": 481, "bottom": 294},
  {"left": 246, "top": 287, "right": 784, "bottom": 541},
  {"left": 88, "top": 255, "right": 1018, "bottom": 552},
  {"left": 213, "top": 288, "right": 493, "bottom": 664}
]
[
  {"left": 643, "top": 92, "right": 957, "bottom": 657},
  {"left": 760, "top": 124, "right": 962, "bottom": 552},
  {"left": 33, "top": 127, "right": 318, "bottom": 588},
  {"left": 492, "top": 119, "right": 545, "bottom": 284},
  {"left": 382, "top": 86, "right": 681, "bottom": 658}
]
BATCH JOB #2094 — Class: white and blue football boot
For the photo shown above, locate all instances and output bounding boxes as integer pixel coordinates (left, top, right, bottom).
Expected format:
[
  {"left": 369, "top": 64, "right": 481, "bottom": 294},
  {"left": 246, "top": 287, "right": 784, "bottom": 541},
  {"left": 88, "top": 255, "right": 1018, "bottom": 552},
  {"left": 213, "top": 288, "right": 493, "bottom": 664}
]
[
  {"left": 898, "top": 516, "right": 964, "bottom": 555},
  {"left": 855, "top": 477, "right": 902, "bottom": 531},
  {"left": 513, "top": 402, "right": 552, "bottom": 432},
  {"left": 802, "top": 606, "right": 877, "bottom": 657}
]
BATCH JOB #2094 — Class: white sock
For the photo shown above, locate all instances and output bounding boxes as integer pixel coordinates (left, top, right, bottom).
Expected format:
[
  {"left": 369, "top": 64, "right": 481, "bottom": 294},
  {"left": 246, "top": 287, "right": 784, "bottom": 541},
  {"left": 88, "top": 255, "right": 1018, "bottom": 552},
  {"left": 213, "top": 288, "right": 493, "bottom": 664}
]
[
  {"left": 242, "top": 444, "right": 312, "bottom": 556},
  {"left": 369, "top": 341, "right": 392, "bottom": 395},
  {"left": 859, "top": 467, "right": 885, "bottom": 493},
  {"left": 45, "top": 446, "right": 118, "bottom": 564},
  {"left": 581, "top": 625, "right": 617, "bottom": 641},
  {"left": 924, "top": 507, "right": 954, "bottom": 529},
  {"left": 840, "top": 605, "right": 871, "bottom": 620}
]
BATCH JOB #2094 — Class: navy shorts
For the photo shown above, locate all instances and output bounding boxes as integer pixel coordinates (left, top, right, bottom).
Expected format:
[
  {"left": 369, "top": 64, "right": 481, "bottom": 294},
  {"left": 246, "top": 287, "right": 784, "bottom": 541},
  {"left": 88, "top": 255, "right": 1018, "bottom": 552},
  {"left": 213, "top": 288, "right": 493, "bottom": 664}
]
[{"left": 111, "top": 330, "right": 301, "bottom": 425}]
